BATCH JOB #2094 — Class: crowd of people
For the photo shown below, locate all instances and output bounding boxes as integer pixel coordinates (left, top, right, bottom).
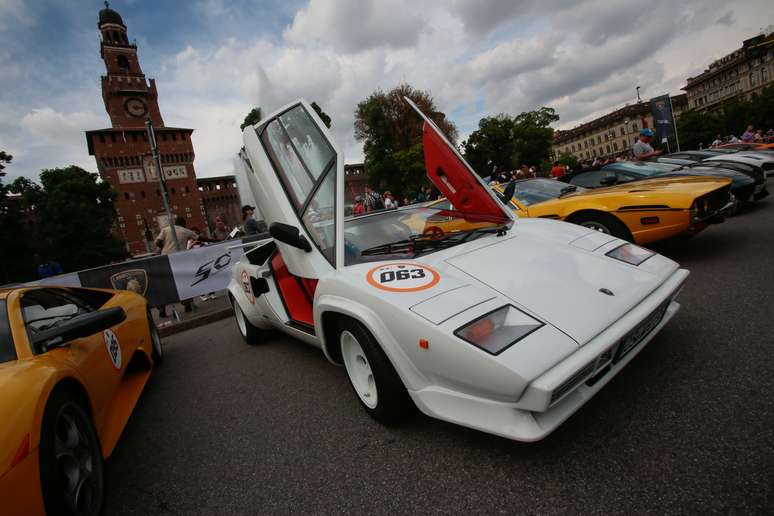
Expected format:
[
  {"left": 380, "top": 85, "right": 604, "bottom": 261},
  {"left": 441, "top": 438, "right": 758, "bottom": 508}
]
[
  {"left": 351, "top": 185, "right": 443, "bottom": 215},
  {"left": 709, "top": 125, "right": 774, "bottom": 147}
]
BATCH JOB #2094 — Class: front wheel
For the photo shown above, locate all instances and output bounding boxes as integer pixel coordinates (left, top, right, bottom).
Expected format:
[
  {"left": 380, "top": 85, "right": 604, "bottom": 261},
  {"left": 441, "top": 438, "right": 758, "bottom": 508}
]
[
  {"left": 39, "top": 390, "right": 104, "bottom": 516},
  {"left": 148, "top": 311, "right": 163, "bottom": 365},
  {"left": 337, "top": 318, "right": 413, "bottom": 424},
  {"left": 571, "top": 213, "right": 632, "bottom": 241},
  {"left": 230, "top": 295, "right": 269, "bottom": 345}
]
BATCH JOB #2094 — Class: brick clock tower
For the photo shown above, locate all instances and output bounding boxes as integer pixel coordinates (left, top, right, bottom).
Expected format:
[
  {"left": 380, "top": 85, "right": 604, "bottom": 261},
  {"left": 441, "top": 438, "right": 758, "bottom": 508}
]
[{"left": 85, "top": 3, "right": 207, "bottom": 256}]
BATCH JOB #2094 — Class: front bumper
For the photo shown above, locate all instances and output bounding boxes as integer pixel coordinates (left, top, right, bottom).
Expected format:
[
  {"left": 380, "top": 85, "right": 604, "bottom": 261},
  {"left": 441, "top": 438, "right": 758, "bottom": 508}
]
[{"left": 408, "top": 268, "right": 689, "bottom": 442}]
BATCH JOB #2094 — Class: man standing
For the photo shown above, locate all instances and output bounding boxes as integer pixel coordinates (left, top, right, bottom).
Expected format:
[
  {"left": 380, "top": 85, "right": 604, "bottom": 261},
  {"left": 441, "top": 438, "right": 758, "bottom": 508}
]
[
  {"left": 632, "top": 128, "right": 661, "bottom": 161},
  {"left": 241, "top": 205, "right": 259, "bottom": 235},
  {"left": 155, "top": 216, "right": 197, "bottom": 315},
  {"left": 212, "top": 215, "right": 231, "bottom": 241},
  {"left": 550, "top": 161, "right": 565, "bottom": 179},
  {"left": 364, "top": 186, "right": 384, "bottom": 212}
]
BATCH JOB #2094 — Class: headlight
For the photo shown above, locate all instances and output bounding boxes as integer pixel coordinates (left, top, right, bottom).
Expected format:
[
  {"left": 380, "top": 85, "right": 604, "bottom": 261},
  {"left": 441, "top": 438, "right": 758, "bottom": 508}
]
[
  {"left": 606, "top": 243, "right": 654, "bottom": 266},
  {"left": 454, "top": 305, "right": 543, "bottom": 355}
]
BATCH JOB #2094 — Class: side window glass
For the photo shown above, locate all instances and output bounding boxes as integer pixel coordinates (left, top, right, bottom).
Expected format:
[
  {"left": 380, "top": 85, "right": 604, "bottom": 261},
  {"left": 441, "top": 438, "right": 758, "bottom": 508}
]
[
  {"left": 21, "top": 290, "right": 89, "bottom": 349},
  {"left": 261, "top": 120, "right": 314, "bottom": 210},
  {"left": 301, "top": 170, "right": 336, "bottom": 265},
  {"left": 278, "top": 106, "right": 334, "bottom": 180},
  {"left": 572, "top": 171, "right": 605, "bottom": 187}
]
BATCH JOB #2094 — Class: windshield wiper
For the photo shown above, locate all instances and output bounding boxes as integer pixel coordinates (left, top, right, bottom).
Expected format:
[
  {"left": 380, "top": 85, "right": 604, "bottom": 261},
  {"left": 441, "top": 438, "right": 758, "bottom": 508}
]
[
  {"left": 558, "top": 185, "right": 578, "bottom": 197},
  {"left": 361, "top": 225, "right": 509, "bottom": 258}
]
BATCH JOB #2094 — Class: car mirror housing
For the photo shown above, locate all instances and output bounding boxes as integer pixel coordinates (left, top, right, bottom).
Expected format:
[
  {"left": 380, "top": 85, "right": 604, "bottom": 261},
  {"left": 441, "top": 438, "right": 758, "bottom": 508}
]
[
  {"left": 269, "top": 222, "right": 312, "bottom": 252},
  {"left": 32, "top": 307, "right": 127, "bottom": 352}
]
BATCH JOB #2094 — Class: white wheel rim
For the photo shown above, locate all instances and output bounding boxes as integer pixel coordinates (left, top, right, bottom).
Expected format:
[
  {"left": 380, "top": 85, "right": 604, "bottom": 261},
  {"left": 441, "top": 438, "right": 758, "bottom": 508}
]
[
  {"left": 341, "top": 331, "right": 378, "bottom": 409},
  {"left": 234, "top": 301, "right": 248, "bottom": 337}
]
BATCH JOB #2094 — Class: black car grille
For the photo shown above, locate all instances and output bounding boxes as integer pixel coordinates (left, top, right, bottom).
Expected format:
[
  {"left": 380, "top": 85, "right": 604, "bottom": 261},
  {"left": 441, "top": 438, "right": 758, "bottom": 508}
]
[{"left": 694, "top": 185, "right": 730, "bottom": 219}]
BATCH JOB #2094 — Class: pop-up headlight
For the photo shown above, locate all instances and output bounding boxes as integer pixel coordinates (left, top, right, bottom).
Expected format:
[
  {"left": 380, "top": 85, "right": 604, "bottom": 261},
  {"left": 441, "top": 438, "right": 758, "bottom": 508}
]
[
  {"left": 606, "top": 243, "right": 654, "bottom": 266},
  {"left": 455, "top": 305, "right": 543, "bottom": 355}
]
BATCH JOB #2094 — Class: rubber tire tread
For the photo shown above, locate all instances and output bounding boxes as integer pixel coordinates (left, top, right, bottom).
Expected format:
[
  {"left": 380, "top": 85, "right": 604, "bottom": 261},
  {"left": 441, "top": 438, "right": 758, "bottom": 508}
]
[
  {"left": 39, "top": 388, "right": 104, "bottom": 516},
  {"left": 572, "top": 212, "right": 632, "bottom": 241},
  {"left": 337, "top": 317, "right": 414, "bottom": 425},
  {"left": 148, "top": 310, "right": 163, "bottom": 366},
  {"left": 231, "top": 295, "right": 270, "bottom": 345}
]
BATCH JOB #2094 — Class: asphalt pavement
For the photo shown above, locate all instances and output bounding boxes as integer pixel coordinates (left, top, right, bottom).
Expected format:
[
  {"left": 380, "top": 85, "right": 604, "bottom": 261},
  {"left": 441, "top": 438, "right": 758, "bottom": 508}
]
[{"left": 104, "top": 199, "right": 774, "bottom": 515}]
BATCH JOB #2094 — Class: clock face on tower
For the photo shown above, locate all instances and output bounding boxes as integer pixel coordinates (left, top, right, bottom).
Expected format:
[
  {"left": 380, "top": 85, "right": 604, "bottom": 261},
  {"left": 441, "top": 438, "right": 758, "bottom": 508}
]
[{"left": 124, "top": 97, "right": 148, "bottom": 117}]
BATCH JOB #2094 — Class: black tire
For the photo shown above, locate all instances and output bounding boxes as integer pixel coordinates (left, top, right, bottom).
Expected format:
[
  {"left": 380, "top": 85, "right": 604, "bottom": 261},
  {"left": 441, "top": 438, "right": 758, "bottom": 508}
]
[
  {"left": 39, "top": 388, "right": 104, "bottom": 516},
  {"left": 230, "top": 294, "right": 269, "bottom": 345},
  {"left": 147, "top": 311, "right": 163, "bottom": 366},
  {"left": 336, "top": 317, "right": 414, "bottom": 424},
  {"left": 570, "top": 212, "right": 632, "bottom": 241}
]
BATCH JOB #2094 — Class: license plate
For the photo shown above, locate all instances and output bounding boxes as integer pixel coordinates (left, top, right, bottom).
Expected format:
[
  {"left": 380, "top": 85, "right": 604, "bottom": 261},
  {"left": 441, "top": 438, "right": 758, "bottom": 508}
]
[{"left": 613, "top": 301, "right": 669, "bottom": 363}]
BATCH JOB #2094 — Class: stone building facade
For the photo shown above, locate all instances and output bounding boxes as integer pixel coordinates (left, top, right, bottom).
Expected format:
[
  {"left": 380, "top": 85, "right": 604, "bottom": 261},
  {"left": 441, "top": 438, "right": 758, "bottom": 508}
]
[
  {"left": 197, "top": 175, "right": 242, "bottom": 231},
  {"left": 683, "top": 28, "right": 774, "bottom": 112},
  {"left": 85, "top": 4, "right": 206, "bottom": 255},
  {"left": 552, "top": 94, "right": 687, "bottom": 162}
]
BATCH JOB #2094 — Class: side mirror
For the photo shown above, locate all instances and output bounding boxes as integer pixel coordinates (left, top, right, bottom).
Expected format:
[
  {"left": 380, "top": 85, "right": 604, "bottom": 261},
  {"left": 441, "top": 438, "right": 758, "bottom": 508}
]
[
  {"left": 32, "top": 307, "right": 126, "bottom": 352},
  {"left": 269, "top": 222, "right": 312, "bottom": 252},
  {"left": 600, "top": 174, "right": 618, "bottom": 186}
]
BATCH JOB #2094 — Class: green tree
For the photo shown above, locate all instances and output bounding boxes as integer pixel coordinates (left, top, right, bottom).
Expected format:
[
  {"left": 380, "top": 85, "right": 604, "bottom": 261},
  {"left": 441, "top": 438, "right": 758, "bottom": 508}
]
[
  {"left": 0, "top": 152, "right": 38, "bottom": 284},
  {"left": 240, "top": 107, "right": 262, "bottom": 131},
  {"left": 33, "top": 166, "right": 127, "bottom": 273},
  {"left": 675, "top": 110, "right": 720, "bottom": 150},
  {"left": 557, "top": 151, "right": 579, "bottom": 170},
  {"left": 354, "top": 83, "right": 457, "bottom": 196},
  {"left": 462, "top": 107, "right": 559, "bottom": 177},
  {"left": 311, "top": 101, "right": 332, "bottom": 128}
]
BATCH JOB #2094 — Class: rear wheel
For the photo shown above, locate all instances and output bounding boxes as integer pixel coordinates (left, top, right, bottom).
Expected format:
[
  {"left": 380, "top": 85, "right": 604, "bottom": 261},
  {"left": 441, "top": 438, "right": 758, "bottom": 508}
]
[
  {"left": 148, "top": 310, "right": 163, "bottom": 365},
  {"left": 230, "top": 295, "right": 269, "bottom": 345},
  {"left": 337, "top": 318, "right": 413, "bottom": 424},
  {"left": 39, "top": 389, "right": 104, "bottom": 516},
  {"left": 571, "top": 212, "right": 632, "bottom": 241}
]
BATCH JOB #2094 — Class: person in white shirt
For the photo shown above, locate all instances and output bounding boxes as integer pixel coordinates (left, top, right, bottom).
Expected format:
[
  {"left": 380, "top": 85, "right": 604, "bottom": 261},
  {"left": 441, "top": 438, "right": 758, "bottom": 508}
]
[{"left": 383, "top": 191, "right": 397, "bottom": 209}]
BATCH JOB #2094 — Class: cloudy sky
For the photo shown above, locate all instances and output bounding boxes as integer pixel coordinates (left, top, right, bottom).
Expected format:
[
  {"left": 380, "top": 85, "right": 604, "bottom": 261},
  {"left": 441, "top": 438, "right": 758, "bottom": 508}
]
[{"left": 1, "top": 0, "right": 772, "bottom": 182}]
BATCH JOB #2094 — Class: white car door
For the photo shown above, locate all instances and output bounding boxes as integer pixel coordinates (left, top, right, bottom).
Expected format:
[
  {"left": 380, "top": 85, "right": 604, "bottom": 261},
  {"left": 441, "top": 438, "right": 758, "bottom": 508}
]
[{"left": 241, "top": 100, "right": 344, "bottom": 280}]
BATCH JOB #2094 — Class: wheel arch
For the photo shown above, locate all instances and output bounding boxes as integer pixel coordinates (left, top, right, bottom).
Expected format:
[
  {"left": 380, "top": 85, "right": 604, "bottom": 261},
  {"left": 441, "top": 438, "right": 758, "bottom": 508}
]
[
  {"left": 315, "top": 295, "right": 426, "bottom": 391},
  {"left": 565, "top": 209, "right": 633, "bottom": 240}
]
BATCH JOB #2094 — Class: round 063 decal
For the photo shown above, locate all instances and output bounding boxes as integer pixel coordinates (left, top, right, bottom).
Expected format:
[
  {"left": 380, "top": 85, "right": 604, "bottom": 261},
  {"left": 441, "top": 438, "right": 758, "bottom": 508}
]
[
  {"left": 103, "top": 329, "right": 122, "bottom": 370},
  {"left": 366, "top": 263, "right": 440, "bottom": 293},
  {"left": 240, "top": 269, "right": 255, "bottom": 304}
]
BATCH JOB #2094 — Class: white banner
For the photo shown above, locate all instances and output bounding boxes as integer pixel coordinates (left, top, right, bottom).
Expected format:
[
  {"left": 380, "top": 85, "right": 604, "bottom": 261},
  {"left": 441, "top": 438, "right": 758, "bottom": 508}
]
[{"left": 167, "top": 240, "right": 248, "bottom": 300}]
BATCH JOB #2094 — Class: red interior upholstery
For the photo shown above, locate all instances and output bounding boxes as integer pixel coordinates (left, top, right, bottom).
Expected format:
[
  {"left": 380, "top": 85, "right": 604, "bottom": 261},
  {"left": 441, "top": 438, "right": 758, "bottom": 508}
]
[{"left": 270, "top": 252, "right": 316, "bottom": 328}]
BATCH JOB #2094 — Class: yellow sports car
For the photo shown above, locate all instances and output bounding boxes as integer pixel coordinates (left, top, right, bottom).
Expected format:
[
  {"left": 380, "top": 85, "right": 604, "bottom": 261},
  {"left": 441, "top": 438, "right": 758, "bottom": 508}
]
[
  {"left": 409, "top": 176, "right": 733, "bottom": 245},
  {"left": 0, "top": 286, "right": 161, "bottom": 516},
  {"left": 495, "top": 177, "right": 733, "bottom": 244}
]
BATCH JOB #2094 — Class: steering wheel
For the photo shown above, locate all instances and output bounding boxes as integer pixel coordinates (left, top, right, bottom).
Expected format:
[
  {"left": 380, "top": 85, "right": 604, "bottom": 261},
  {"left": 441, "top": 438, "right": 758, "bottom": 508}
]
[{"left": 423, "top": 226, "right": 445, "bottom": 240}]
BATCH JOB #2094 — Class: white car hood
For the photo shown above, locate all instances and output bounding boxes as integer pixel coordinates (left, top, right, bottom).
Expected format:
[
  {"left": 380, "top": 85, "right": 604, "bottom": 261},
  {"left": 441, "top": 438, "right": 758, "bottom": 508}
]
[{"left": 443, "top": 225, "right": 670, "bottom": 345}]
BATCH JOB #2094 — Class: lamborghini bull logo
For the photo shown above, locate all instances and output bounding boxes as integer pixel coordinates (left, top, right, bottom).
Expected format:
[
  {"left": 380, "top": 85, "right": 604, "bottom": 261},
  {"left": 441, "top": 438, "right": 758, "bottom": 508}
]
[{"left": 110, "top": 269, "right": 148, "bottom": 296}]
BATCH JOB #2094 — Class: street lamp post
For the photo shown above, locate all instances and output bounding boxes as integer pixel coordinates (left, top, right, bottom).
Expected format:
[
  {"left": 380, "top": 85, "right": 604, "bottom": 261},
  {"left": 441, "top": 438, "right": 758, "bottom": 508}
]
[{"left": 145, "top": 117, "right": 180, "bottom": 252}]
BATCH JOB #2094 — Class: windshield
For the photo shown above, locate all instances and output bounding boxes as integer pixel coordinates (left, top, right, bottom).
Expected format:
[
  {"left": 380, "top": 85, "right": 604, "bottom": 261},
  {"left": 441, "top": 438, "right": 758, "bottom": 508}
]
[
  {"left": 503, "top": 178, "right": 587, "bottom": 206},
  {"left": 344, "top": 205, "right": 510, "bottom": 266},
  {"left": 607, "top": 162, "right": 680, "bottom": 177}
]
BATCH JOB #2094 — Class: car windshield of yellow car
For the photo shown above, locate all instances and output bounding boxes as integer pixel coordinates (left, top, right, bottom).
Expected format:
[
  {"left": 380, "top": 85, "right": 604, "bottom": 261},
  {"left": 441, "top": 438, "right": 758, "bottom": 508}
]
[
  {"left": 344, "top": 205, "right": 510, "bottom": 265},
  {"left": 508, "top": 178, "right": 587, "bottom": 206}
]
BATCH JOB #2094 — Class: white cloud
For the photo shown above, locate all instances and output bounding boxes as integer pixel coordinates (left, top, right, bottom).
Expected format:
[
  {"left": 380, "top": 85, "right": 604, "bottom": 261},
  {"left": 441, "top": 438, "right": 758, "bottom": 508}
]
[{"left": 284, "top": 0, "right": 427, "bottom": 53}]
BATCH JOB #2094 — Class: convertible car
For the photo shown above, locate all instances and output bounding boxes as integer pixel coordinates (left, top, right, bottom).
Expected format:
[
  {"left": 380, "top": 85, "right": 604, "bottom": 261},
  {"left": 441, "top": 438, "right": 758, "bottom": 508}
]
[
  {"left": 0, "top": 286, "right": 161, "bottom": 516},
  {"left": 229, "top": 97, "right": 690, "bottom": 442}
]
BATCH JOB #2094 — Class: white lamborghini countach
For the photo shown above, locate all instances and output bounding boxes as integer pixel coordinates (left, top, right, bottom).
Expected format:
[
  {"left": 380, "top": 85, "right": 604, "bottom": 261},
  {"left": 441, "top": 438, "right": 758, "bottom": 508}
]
[{"left": 228, "top": 98, "right": 689, "bottom": 442}]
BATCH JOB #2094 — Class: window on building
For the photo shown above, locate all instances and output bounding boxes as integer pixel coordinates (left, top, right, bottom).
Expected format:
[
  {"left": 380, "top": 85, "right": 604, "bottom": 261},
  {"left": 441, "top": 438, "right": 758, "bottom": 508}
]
[
  {"left": 606, "top": 144, "right": 611, "bottom": 154},
  {"left": 613, "top": 142, "right": 618, "bottom": 151},
  {"left": 171, "top": 133, "right": 177, "bottom": 141},
  {"left": 117, "top": 55, "right": 130, "bottom": 72},
  {"left": 99, "top": 134, "right": 105, "bottom": 143},
  {"left": 762, "top": 67, "right": 768, "bottom": 82},
  {"left": 161, "top": 133, "right": 167, "bottom": 141},
  {"left": 750, "top": 73, "right": 756, "bottom": 86},
  {"left": 185, "top": 186, "right": 190, "bottom": 193},
  {"left": 132, "top": 133, "right": 138, "bottom": 142},
  {"left": 110, "top": 133, "right": 117, "bottom": 143},
  {"left": 171, "top": 188, "right": 176, "bottom": 195},
  {"left": 631, "top": 122, "right": 638, "bottom": 131},
  {"left": 123, "top": 192, "right": 130, "bottom": 200},
  {"left": 140, "top": 191, "right": 146, "bottom": 198},
  {"left": 198, "top": 186, "right": 204, "bottom": 191},
  {"left": 596, "top": 136, "right": 601, "bottom": 144}
]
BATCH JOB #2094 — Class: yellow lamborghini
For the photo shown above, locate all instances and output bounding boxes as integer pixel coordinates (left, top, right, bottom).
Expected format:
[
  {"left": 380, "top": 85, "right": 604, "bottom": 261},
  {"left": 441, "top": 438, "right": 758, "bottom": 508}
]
[
  {"left": 0, "top": 286, "right": 160, "bottom": 516},
  {"left": 409, "top": 176, "right": 733, "bottom": 245}
]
